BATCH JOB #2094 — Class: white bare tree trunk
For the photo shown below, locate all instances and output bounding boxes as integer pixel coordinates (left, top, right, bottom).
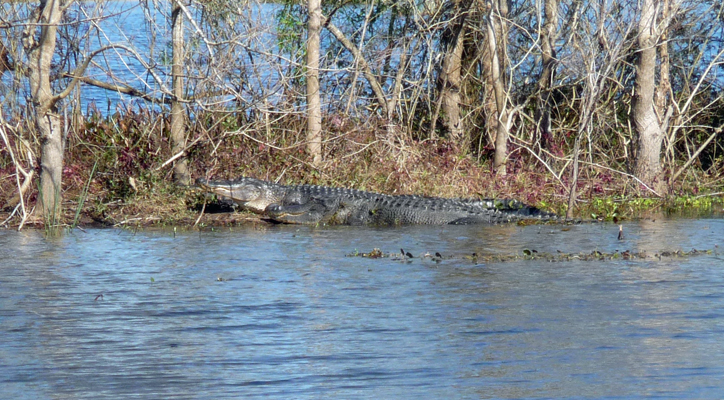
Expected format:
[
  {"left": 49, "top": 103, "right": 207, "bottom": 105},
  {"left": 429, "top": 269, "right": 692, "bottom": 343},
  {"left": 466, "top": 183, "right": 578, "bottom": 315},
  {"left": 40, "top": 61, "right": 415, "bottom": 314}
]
[
  {"left": 488, "top": 0, "right": 509, "bottom": 176},
  {"left": 24, "top": 0, "right": 66, "bottom": 220},
  {"left": 633, "top": 0, "right": 665, "bottom": 188},
  {"left": 306, "top": 0, "right": 322, "bottom": 167},
  {"left": 171, "top": 0, "right": 190, "bottom": 185}
]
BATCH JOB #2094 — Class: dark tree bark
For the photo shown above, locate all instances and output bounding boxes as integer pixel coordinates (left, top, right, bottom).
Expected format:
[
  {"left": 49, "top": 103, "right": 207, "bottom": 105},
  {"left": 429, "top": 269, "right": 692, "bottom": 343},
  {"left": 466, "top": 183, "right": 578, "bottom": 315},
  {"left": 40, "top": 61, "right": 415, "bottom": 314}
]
[
  {"left": 536, "top": 0, "right": 559, "bottom": 151},
  {"left": 439, "top": 0, "right": 471, "bottom": 146}
]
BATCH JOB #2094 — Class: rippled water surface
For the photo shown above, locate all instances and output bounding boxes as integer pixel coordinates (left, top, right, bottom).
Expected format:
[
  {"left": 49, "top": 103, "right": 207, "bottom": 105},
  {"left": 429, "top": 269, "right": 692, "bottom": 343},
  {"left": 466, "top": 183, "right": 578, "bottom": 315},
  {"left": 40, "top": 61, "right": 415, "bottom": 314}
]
[{"left": 2, "top": 219, "right": 724, "bottom": 399}]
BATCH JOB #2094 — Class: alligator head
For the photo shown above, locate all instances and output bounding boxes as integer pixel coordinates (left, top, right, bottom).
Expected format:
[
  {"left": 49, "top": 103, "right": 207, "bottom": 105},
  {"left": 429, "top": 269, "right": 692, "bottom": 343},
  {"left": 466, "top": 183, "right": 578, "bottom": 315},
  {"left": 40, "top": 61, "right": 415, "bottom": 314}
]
[{"left": 196, "top": 176, "right": 288, "bottom": 214}]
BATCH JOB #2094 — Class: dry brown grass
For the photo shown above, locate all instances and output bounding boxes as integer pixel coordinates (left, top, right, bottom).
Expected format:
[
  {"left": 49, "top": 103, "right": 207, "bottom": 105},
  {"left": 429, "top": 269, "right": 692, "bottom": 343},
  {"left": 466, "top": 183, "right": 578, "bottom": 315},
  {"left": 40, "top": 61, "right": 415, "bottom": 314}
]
[{"left": 2, "top": 110, "right": 723, "bottom": 229}]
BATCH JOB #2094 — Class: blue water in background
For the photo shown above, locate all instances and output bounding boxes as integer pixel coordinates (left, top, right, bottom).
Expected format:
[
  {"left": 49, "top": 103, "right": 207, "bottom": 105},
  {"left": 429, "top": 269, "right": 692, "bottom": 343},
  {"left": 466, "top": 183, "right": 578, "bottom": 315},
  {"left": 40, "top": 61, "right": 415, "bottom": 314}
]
[{"left": 1, "top": 1, "right": 282, "bottom": 116}]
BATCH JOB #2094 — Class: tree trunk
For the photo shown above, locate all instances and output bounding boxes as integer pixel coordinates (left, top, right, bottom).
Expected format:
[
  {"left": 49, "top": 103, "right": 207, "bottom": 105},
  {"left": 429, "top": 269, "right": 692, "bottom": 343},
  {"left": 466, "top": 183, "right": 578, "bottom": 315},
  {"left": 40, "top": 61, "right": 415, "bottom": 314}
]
[
  {"left": 654, "top": 0, "right": 671, "bottom": 121},
  {"left": 0, "top": 42, "right": 13, "bottom": 73},
  {"left": 655, "top": 0, "right": 673, "bottom": 165},
  {"left": 171, "top": 1, "right": 190, "bottom": 185},
  {"left": 24, "top": 0, "right": 65, "bottom": 221},
  {"left": 306, "top": 0, "right": 323, "bottom": 167},
  {"left": 37, "top": 108, "right": 64, "bottom": 221},
  {"left": 488, "top": 0, "right": 509, "bottom": 176},
  {"left": 566, "top": 133, "right": 581, "bottom": 220},
  {"left": 536, "top": 0, "right": 558, "bottom": 151},
  {"left": 439, "top": 0, "right": 469, "bottom": 147},
  {"left": 632, "top": 0, "right": 665, "bottom": 189}
]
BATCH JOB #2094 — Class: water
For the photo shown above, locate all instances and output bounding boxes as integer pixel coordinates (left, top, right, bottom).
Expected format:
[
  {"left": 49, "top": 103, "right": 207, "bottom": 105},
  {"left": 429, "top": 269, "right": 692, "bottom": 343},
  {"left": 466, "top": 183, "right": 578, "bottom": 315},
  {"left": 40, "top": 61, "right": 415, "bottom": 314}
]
[{"left": 1, "top": 219, "right": 724, "bottom": 399}]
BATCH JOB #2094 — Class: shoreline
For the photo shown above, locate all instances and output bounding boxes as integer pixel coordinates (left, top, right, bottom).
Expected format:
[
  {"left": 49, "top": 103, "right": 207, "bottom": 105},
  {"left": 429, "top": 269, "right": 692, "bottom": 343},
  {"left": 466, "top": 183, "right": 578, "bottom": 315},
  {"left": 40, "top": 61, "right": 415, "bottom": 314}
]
[{"left": 3, "top": 188, "right": 722, "bottom": 231}]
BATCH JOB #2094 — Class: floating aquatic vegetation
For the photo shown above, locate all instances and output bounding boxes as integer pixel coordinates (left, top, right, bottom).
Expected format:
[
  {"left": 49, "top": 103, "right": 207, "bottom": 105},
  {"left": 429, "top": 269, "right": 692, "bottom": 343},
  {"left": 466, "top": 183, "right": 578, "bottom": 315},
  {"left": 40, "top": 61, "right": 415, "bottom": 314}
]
[{"left": 346, "top": 247, "right": 719, "bottom": 264}]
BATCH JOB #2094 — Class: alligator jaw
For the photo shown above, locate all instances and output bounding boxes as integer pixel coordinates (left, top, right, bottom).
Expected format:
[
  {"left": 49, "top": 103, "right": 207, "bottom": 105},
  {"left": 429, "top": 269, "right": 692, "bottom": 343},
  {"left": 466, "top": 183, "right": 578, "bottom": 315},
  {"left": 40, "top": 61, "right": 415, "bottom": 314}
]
[
  {"left": 195, "top": 178, "right": 235, "bottom": 198},
  {"left": 195, "top": 177, "right": 270, "bottom": 213}
]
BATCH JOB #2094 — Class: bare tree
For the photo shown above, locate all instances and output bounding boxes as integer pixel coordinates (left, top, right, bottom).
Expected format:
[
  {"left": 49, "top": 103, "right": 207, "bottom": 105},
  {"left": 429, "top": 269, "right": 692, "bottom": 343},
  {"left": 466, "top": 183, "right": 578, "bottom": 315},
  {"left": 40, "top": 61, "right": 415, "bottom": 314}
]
[
  {"left": 17, "top": 0, "right": 176, "bottom": 223},
  {"left": 171, "top": 0, "right": 190, "bottom": 185},
  {"left": 653, "top": 0, "right": 672, "bottom": 129},
  {"left": 438, "top": 0, "right": 472, "bottom": 147},
  {"left": 319, "top": 8, "right": 413, "bottom": 145},
  {"left": 487, "top": 0, "right": 510, "bottom": 175},
  {"left": 632, "top": 0, "right": 673, "bottom": 190},
  {"left": 321, "top": 16, "right": 389, "bottom": 117},
  {"left": 307, "top": 0, "right": 323, "bottom": 167},
  {"left": 561, "top": 0, "right": 641, "bottom": 214},
  {"left": 22, "top": 0, "right": 67, "bottom": 221},
  {"left": 535, "top": 0, "right": 559, "bottom": 151}
]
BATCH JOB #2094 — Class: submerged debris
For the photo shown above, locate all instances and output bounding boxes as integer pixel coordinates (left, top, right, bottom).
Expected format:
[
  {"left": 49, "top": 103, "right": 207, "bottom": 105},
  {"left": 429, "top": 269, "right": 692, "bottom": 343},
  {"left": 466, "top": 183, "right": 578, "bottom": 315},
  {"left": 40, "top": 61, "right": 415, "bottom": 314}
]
[{"left": 345, "top": 247, "right": 718, "bottom": 263}]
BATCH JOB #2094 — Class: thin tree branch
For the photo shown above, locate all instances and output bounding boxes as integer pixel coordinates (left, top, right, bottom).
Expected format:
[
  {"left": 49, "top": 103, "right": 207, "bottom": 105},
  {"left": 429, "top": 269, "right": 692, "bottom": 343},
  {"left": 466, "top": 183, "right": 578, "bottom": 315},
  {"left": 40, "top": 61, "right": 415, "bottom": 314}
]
[
  {"left": 0, "top": 116, "right": 35, "bottom": 229},
  {"left": 321, "top": 14, "right": 388, "bottom": 115},
  {"left": 671, "top": 123, "right": 723, "bottom": 183},
  {"left": 54, "top": 43, "right": 170, "bottom": 103},
  {"left": 63, "top": 74, "right": 172, "bottom": 104}
]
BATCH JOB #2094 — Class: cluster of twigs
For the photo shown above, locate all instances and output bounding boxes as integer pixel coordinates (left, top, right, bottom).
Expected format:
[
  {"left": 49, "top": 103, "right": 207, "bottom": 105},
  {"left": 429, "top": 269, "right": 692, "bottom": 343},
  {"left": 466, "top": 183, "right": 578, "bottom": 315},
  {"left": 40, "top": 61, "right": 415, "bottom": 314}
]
[{"left": 0, "top": 115, "right": 35, "bottom": 229}]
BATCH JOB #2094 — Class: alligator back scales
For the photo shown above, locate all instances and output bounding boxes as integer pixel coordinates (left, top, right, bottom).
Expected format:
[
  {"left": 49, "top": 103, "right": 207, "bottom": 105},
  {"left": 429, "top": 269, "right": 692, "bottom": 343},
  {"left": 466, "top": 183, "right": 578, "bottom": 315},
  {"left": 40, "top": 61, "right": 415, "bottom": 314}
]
[{"left": 196, "top": 176, "right": 556, "bottom": 225}]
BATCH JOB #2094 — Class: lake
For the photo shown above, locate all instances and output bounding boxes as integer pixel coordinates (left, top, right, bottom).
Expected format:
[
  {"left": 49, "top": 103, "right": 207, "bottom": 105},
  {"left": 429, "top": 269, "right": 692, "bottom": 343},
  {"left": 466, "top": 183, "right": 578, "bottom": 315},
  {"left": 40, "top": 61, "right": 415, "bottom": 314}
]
[{"left": 1, "top": 218, "right": 723, "bottom": 398}]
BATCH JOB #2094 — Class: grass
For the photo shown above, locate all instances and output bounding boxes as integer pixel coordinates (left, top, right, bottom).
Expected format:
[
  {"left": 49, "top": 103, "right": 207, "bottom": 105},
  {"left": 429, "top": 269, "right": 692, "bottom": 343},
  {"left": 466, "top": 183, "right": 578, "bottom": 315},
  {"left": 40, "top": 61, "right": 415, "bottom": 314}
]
[{"left": 72, "top": 160, "right": 97, "bottom": 228}]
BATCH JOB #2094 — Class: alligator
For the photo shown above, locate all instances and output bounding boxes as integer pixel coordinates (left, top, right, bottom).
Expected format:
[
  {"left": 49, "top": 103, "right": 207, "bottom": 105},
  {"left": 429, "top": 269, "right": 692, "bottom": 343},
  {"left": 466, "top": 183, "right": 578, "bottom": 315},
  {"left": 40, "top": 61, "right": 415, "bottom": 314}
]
[{"left": 196, "top": 176, "right": 556, "bottom": 225}]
